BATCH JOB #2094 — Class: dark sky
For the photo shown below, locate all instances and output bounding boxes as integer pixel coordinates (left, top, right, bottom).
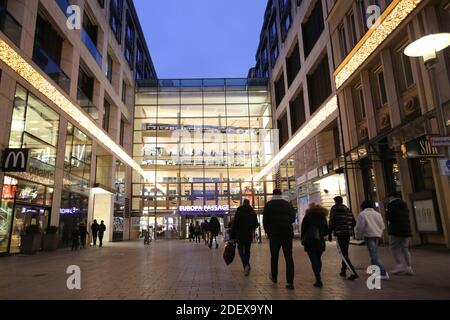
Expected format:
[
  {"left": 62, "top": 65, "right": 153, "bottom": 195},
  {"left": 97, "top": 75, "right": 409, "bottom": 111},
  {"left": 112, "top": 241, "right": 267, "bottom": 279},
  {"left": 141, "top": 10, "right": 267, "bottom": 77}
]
[{"left": 134, "top": 0, "right": 267, "bottom": 79}]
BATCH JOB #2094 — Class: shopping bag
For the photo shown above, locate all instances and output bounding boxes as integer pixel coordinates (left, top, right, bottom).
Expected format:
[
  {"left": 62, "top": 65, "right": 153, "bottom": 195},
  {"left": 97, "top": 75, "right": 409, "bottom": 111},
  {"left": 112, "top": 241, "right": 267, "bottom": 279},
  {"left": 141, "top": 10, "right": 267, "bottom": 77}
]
[{"left": 223, "top": 241, "right": 236, "bottom": 266}]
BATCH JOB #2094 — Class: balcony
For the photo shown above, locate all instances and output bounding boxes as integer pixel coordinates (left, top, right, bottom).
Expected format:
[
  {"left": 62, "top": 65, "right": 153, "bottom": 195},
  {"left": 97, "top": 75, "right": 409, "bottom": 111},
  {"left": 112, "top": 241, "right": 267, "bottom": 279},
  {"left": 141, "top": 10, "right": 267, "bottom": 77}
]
[
  {"left": 33, "top": 43, "right": 71, "bottom": 93},
  {"left": 77, "top": 87, "right": 99, "bottom": 120},
  {"left": 82, "top": 28, "right": 102, "bottom": 67},
  {"left": 0, "top": 7, "right": 22, "bottom": 47}
]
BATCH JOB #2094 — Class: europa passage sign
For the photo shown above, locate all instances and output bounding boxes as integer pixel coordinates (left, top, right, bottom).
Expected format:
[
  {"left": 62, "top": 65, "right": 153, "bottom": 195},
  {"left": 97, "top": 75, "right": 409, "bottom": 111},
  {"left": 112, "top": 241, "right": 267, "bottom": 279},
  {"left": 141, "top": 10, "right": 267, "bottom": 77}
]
[{"left": 179, "top": 205, "right": 230, "bottom": 215}]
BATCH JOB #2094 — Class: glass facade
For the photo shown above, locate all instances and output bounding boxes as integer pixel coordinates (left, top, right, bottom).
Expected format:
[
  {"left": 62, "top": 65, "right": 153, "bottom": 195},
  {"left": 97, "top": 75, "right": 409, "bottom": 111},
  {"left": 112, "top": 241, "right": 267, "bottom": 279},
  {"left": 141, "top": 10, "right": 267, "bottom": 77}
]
[
  {"left": 133, "top": 79, "right": 276, "bottom": 222},
  {"left": 0, "top": 85, "right": 60, "bottom": 253}
]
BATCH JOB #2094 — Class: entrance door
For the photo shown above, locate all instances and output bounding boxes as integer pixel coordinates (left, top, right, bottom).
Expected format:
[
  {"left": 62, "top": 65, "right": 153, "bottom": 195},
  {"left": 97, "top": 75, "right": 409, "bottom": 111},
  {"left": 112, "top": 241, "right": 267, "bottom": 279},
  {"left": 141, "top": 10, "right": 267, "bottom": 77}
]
[{"left": 10, "top": 205, "right": 50, "bottom": 253}]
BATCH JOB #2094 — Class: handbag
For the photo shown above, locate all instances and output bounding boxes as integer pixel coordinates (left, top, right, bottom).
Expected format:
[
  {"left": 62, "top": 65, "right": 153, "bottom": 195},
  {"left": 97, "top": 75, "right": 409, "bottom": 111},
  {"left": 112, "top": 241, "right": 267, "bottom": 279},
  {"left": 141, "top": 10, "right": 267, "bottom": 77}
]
[{"left": 223, "top": 241, "right": 236, "bottom": 266}]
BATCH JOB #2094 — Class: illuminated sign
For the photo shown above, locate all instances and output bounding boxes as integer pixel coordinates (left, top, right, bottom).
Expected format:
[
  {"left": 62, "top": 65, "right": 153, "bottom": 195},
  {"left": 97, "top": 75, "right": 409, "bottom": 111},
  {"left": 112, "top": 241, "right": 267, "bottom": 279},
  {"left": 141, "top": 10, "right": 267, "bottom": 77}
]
[
  {"left": 1, "top": 149, "right": 29, "bottom": 172},
  {"left": 60, "top": 207, "right": 80, "bottom": 215},
  {"left": 178, "top": 205, "right": 229, "bottom": 215}
]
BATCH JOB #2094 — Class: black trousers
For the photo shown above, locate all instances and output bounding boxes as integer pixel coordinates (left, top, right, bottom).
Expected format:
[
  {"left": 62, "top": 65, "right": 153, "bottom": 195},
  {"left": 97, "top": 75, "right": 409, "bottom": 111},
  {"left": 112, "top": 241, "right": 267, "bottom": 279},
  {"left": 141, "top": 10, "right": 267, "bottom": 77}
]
[
  {"left": 194, "top": 233, "right": 201, "bottom": 243},
  {"left": 99, "top": 235, "right": 104, "bottom": 247},
  {"left": 337, "top": 236, "right": 358, "bottom": 275},
  {"left": 238, "top": 242, "right": 252, "bottom": 269},
  {"left": 209, "top": 235, "right": 218, "bottom": 247},
  {"left": 93, "top": 234, "right": 98, "bottom": 246},
  {"left": 269, "top": 236, "right": 294, "bottom": 284},
  {"left": 307, "top": 250, "right": 323, "bottom": 281}
]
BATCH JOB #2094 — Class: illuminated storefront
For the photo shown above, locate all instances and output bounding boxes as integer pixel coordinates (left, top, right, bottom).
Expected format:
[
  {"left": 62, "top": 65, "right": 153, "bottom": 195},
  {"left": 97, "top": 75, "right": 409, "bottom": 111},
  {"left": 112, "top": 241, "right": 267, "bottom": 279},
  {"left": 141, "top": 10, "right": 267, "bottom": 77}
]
[{"left": 132, "top": 78, "right": 276, "bottom": 238}]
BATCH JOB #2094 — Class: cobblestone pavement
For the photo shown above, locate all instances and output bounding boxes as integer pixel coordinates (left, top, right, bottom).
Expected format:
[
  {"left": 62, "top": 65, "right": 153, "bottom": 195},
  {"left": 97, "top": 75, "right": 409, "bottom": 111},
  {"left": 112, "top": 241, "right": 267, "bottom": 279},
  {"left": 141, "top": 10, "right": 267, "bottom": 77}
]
[{"left": 1, "top": 239, "right": 449, "bottom": 300}]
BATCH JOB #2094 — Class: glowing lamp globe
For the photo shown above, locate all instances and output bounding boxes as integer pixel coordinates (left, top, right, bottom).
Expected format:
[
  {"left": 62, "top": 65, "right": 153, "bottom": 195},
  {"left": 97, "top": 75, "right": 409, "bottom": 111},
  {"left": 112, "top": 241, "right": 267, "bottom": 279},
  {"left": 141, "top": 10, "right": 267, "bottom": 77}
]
[{"left": 404, "top": 33, "right": 450, "bottom": 62}]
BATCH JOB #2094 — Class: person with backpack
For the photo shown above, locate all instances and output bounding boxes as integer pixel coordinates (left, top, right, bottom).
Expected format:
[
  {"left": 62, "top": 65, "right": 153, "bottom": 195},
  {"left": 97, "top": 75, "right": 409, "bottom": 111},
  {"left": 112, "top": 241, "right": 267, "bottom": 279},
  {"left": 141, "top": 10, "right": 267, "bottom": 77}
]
[
  {"left": 231, "top": 199, "right": 260, "bottom": 276},
  {"left": 328, "top": 196, "right": 359, "bottom": 280},
  {"left": 385, "top": 192, "right": 414, "bottom": 275},
  {"left": 355, "top": 200, "right": 389, "bottom": 280},
  {"left": 263, "top": 189, "right": 296, "bottom": 290},
  {"left": 301, "top": 204, "right": 329, "bottom": 288}
]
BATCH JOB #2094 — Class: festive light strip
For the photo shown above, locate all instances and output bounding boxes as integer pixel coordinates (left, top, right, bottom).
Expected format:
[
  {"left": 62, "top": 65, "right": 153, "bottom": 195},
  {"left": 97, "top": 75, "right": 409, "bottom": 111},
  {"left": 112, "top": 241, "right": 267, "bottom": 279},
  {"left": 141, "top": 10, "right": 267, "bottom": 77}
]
[
  {"left": 0, "top": 38, "right": 149, "bottom": 181},
  {"left": 249, "top": 96, "right": 338, "bottom": 183},
  {"left": 334, "top": 0, "right": 424, "bottom": 89}
]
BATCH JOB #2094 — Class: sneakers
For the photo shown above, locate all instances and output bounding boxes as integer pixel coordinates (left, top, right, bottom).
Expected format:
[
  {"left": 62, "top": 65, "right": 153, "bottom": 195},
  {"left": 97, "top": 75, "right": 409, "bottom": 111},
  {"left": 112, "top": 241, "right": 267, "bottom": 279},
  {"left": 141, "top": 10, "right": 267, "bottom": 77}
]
[
  {"left": 380, "top": 272, "right": 390, "bottom": 280},
  {"left": 347, "top": 274, "right": 359, "bottom": 281},
  {"left": 244, "top": 265, "right": 251, "bottom": 276},
  {"left": 313, "top": 280, "right": 323, "bottom": 288},
  {"left": 391, "top": 264, "right": 406, "bottom": 275},
  {"left": 269, "top": 274, "right": 277, "bottom": 284},
  {"left": 405, "top": 266, "right": 415, "bottom": 275},
  {"left": 286, "top": 284, "right": 295, "bottom": 290}
]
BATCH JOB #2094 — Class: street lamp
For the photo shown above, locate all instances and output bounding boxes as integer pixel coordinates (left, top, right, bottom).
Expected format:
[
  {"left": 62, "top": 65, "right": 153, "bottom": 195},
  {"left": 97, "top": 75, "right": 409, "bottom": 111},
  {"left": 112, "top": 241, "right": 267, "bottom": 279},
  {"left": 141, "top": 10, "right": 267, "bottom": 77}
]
[{"left": 404, "top": 33, "right": 450, "bottom": 138}]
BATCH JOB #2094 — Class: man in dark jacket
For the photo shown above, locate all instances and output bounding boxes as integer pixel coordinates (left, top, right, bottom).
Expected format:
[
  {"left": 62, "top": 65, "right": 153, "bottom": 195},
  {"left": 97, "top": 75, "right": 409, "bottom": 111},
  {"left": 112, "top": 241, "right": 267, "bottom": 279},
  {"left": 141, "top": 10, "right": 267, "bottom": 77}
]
[
  {"left": 98, "top": 220, "right": 106, "bottom": 247},
  {"left": 91, "top": 220, "right": 99, "bottom": 246},
  {"left": 231, "top": 199, "right": 260, "bottom": 276},
  {"left": 208, "top": 216, "right": 221, "bottom": 249},
  {"left": 263, "top": 189, "right": 296, "bottom": 290},
  {"left": 385, "top": 192, "right": 414, "bottom": 275},
  {"left": 328, "top": 196, "right": 358, "bottom": 280}
]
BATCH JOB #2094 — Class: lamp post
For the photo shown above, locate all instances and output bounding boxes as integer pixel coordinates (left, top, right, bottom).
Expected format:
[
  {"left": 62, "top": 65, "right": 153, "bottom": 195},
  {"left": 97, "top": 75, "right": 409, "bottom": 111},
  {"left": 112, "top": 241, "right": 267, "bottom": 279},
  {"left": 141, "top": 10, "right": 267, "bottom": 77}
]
[{"left": 404, "top": 33, "right": 450, "bottom": 156}]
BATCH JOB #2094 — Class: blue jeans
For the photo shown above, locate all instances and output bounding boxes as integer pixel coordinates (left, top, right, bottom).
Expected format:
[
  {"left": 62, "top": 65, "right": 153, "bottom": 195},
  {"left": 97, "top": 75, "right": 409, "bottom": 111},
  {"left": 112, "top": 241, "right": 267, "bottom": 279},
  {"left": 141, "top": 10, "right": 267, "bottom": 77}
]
[
  {"left": 307, "top": 250, "right": 323, "bottom": 281},
  {"left": 365, "top": 237, "right": 387, "bottom": 276},
  {"left": 238, "top": 242, "right": 251, "bottom": 269}
]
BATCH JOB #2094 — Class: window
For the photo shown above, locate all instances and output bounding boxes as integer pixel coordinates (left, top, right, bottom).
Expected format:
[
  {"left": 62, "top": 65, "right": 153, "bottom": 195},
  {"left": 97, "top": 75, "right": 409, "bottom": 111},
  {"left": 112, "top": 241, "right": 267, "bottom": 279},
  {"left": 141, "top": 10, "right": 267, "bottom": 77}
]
[
  {"left": 307, "top": 54, "right": 332, "bottom": 114},
  {"left": 290, "top": 90, "right": 306, "bottom": 133},
  {"left": 376, "top": 68, "right": 388, "bottom": 106},
  {"left": 278, "top": 112, "right": 289, "bottom": 148},
  {"left": 109, "top": 0, "right": 123, "bottom": 43},
  {"left": 399, "top": 46, "right": 414, "bottom": 89},
  {"left": 122, "top": 80, "right": 127, "bottom": 104},
  {"left": 270, "top": 45, "right": 279, "bottom": 67},
  {"left": 338, "top": 23, "right": 348, "bottom": 59},
  {"left": 347, "top": 12, "right": 358, "bottom": 47},
  {"left": 274, "top": 74, "right": 286, "bottom": 108},
  {"left": 302, "top": 0, "right": 325, "bottom": 59},
  {"left": 119, "top": 117, "right": 125, "bottom": 146},
  {"left": 103, "top": 99, "right": 110, "bottom": 132},
  {"left": 106, "top": 53, "right": 113, "bottom": 82},
  {"left": 135, "top": 42, "right": 145, "bottom": 80},
  {"left": 359, "top": 0, "right": 368, "bottom": 33},
  {"left": 353, "top": 83, "right": 366, "bottom": 121},
  {"left": 286, "top": 43, "right": 301, "bottom": 86},
  {"left": 124, "top": 12, "right": 135, "bottom": 68}
]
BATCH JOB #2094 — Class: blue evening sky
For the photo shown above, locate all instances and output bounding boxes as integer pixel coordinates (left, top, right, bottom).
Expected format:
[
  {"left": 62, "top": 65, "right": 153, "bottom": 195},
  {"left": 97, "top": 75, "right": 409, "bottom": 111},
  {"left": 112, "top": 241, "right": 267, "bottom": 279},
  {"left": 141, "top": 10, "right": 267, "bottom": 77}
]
[{"left": 134, "top": 0, "right": 267, "bottom": 79}]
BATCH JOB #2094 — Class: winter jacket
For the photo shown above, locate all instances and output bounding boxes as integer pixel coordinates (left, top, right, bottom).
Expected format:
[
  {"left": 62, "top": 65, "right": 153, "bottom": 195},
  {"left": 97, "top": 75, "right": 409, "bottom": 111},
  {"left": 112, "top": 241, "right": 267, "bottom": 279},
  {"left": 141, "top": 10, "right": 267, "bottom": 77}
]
[
  {"left": 231, "top": 204, "right": 259, "bottom": 244},
  {"left": 355, "top": 208, "right": 385, "bottom": 238},
  {"left": 91, "top": 223, "right": 99, "bottom": 236},
  {"left": 386, "top": 198, "right": 412, "bottom": 237},
  {"left": 99, "top": 224, "right": 106, "bottom": 236},
  {"left": 300, "top": 206, "right": 329, "bottom": 253},
  {"left": 209, "top": 217, "right": 221, "bottom": 236},
  {"left": 328, "top": 204, "right": 356, "bottom": 238},
  {"left": 263, "top": 195, "right": 296, "bottom": 238}
]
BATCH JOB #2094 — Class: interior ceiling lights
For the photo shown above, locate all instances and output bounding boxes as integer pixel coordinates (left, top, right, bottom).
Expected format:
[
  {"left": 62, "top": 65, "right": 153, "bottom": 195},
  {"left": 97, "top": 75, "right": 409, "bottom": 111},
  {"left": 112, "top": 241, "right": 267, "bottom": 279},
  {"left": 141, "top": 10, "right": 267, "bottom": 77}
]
[
  {"left": 0, "top": 38, "right": 149, "bottom": 181},
  {"left": 250, "top": 96, "right": 338, "bottom": 183},
  {"left": 334, "top": 0, "right": 423, "bottom": 89}
]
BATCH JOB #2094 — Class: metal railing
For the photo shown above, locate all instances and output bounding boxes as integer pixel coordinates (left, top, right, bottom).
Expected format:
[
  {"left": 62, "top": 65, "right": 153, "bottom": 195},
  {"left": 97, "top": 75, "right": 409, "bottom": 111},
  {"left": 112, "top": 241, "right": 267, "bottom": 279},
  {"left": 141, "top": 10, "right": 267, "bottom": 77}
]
[{"left": 77, "top": 87, "right": 99, "bottom": 120}]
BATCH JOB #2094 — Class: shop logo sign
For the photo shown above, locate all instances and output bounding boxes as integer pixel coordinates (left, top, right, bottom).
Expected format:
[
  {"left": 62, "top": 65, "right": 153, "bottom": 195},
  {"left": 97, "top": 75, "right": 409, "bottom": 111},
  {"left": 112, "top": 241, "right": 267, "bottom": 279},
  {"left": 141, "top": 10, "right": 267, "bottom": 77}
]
[
  {"left": 66, "top": 265, "right": 81, "bottom": 290},
  {"left": 66, "top": 5, "right": 81, "bottom": 30},
  {"left": 1, "top": 149, "right": 29, "bottom": 172}
]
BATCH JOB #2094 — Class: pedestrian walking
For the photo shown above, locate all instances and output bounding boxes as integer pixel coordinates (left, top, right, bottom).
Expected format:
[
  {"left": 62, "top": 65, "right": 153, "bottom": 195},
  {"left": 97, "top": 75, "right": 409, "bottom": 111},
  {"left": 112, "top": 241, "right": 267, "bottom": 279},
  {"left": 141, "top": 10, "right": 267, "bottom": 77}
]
[
  {"left": 263, "top": 189, "right": 296, "bottom": 290},
  {"left": 301, "top": 204, "right": 329, "bottom": 288},
  {"left": 209, "top": 215, "right": 221, "bottom": 249},
  {"left": 78, "top": 221, "right": 87, "bottom": 249},
  {"left": 385, "top": 192, "right": 414, "bottom": 275},
  {"left": 355, "top": 200, "right": 389, "bottom": 280},
  {"left": 188, "top": 222, "right": 195, "bottom": 242},
  {"left": 231, "top": 199, "right": 260, "bottom": 276},
  {"left": 194, "top": 221, "right": 201, "bottom": 244},
  {"left": 201, "top": 219, "right": 210, "bottom": 245},
  {"left": 71, "top": 225, "right": 80, "bottom": 251},
  {"left": 91, "top": 219, "right": 99, "bottom": 246},
  {"left": 328, "top": 196, "right": 359, "bottom": 280},
  {"left": 98, "top": 220, "right": 106, "bottom": 247}
]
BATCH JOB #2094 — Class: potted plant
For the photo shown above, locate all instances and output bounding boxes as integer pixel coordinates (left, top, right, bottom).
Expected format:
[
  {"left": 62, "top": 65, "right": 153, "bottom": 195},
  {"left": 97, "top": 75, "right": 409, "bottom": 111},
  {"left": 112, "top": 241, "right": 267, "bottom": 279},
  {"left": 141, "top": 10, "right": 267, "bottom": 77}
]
[
  {"left": 21, "top": 224, "right": 43, "bottom": 254},
  {"left": 43, "top": 226, "right": 59, "bottom": 252}
]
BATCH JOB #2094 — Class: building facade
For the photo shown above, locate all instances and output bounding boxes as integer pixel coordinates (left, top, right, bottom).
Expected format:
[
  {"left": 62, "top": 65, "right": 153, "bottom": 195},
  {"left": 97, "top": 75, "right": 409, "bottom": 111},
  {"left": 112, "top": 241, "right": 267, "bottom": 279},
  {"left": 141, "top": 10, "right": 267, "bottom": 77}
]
[
  {"left": 328, "top": 0, "right": 450, "bottom": 247},
  {"left": 0, "top": 0, "right": 156, "bottom": 254},
  {"left": 132, "top": 78, "right": 280, "bottom": 239}
]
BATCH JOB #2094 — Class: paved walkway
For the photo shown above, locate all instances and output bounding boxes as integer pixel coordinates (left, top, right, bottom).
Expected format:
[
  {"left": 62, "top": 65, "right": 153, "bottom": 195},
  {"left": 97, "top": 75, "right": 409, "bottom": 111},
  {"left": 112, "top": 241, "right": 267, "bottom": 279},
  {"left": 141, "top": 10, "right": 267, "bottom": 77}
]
[{"left": 1, "top": 239, "right": 449, "bottom": 300}]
